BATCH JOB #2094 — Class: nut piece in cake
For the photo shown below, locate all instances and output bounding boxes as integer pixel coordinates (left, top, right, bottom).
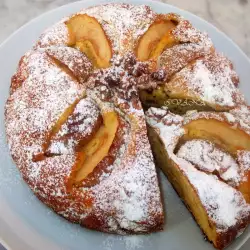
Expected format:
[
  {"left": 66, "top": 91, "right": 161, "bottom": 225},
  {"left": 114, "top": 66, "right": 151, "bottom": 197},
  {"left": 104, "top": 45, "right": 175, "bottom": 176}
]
[{"left": 66, "top": 14, "right": 112, "bottom": 68}]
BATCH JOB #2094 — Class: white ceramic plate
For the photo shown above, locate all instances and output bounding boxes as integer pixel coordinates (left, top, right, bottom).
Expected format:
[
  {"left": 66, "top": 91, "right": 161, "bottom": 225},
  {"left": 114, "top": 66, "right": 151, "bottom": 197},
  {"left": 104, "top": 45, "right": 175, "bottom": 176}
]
[{"left": 0, "top": 0, "right": 250, "bottom": 249}]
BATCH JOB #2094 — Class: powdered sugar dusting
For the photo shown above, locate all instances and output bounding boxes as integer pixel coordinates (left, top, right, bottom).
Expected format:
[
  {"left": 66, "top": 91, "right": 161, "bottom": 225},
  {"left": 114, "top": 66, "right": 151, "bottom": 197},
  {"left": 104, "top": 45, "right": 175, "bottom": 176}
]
[
  {"left": 146, "top": 107, "right": 250, "bottom": 232},
  {"left": 5, "top": 50, "right": 84, "bottom": 161},
  {"left": 159, "top": 16, "right": 213, "bottom": 79},
  {"left": 177, "top": 139, "right": 241, "bottom": 186},
  {"left": 173, "top": 17, "right": 212, "bottom": 47},
  {"left": 37, "top": 18, "right": 70, "bottom": 48},
  {"left": 102, "top": 235, "right": 145, "bottom": 250},
  {"left": 146, "top": 108, "right": 184, "bottom": 152},
  {"left": 124, "top": 236, "right": 144, "bottom": 249},
  {"left": 237, "top": 151, "right": 250, "bottom": 172},
  {"left": 230, "top": 105, "right": 250, "bottom": 135},
  {"left": 5, "top": 50, "right": 87, "bottom": 191},
  {"left": 80, "top": 3, "right": 156, "bottom": 54},
  {"left": 47, "top": 98, "right": 101, "bottom": 155},
  {"left": 175, "top": 156, "right": 250, "bottom": 232},
  {"left": 159, "top": 43, "right": 211, "bottom": 79},
  {"left": 167, "top": 53, "right": 244, "bottom": 109},
  {"left": 90, "top": 93, "right": 163, "bottom": 233},
  {"left": 45, "top": 46, "right": 93, "bottom": 82}
]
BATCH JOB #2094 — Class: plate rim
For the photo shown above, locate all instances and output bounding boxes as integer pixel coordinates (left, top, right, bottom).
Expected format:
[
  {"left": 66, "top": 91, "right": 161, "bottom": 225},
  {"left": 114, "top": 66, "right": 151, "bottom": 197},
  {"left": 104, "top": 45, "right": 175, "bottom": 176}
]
[{"left": 0, "top": 0, "right": 249, "bottom": 249}]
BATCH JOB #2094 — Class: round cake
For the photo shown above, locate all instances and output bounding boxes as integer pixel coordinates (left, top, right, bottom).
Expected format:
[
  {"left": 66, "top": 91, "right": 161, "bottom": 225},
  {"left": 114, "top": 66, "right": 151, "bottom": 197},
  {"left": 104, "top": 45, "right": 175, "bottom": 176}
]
[{"left": 4, "top": 3, "right": 250, "bottom": 248}]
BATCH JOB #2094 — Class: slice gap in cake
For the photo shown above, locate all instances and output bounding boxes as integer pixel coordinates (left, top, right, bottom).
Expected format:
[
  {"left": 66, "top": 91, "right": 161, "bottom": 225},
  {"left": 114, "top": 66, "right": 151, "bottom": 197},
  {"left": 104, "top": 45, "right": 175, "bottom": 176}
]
[{"left": 139, "top": 84, "right": 216, "bottom": 114}]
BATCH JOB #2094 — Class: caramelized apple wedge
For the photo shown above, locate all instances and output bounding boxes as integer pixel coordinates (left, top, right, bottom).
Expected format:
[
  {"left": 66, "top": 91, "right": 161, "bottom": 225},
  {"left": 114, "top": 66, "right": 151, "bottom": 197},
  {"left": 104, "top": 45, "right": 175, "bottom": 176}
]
[
  {"left": 66, "top": 14, "right": 112, "bottom": 68},
  {"left": 182, "top": 118, "right": 250, "bottom": 155},
  {"left": 46, "top": 98, "right": 102, "bottom": 155},
  {"left": 149, "top": 32, "right": 176, "bottom": 59},
  {"left": 136, "top": 20, "right": 177, "bottom": 61},
  {"left": 32, "top": 97, "right": 84, "bottom": 162},
  {"left": 75, "top": 41, "right": 109, "bottom": 69},
  {"left": 74, "top": 111, "right": 119, "bottom": 183}
]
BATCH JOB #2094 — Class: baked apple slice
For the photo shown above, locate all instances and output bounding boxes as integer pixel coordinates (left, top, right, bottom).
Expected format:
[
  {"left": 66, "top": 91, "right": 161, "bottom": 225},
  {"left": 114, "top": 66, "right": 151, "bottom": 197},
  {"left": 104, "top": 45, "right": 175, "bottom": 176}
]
[
  {"left": 182, "top": 118, "right": 250, "bottom": 155},
  {"left": 32, "top": 96, "right": 85, "bottom": 162},
  {"left": 46, "top": 98, "right": 102, "bottom": 155},
  {"left": 66, "top": 14, "right": 112, "bottom": 68},
  {"left": 149, "top": 32, "right": 177, "bottom": 59},
  {"left": 34, "top": 100, "right": 119, "bottom": 188},
  {"left": 136, "top": 19, "right": 177, "bottom": 61},
  {"left": 74, "top": 110, "right": 119, "bottom": 183}
]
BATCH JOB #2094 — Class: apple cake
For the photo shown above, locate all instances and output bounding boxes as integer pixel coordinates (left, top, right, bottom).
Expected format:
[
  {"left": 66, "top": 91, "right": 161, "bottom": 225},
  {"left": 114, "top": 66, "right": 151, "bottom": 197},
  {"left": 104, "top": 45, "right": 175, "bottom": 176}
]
[{"left": 4, "top": 3, "right": 250, "bottom": 249}]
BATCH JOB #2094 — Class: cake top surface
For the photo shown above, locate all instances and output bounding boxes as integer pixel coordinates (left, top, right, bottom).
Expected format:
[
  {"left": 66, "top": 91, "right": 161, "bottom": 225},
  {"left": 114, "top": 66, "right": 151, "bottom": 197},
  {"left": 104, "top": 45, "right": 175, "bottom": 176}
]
[
  {"left": 4, "top": 2, "right": 249, "bottom": 235},
  {"left": 35, "top": 2, "right": 242, "bottom": 112},
  {"left": 5, "top": 45, "right": 163, "bottom": 233}
]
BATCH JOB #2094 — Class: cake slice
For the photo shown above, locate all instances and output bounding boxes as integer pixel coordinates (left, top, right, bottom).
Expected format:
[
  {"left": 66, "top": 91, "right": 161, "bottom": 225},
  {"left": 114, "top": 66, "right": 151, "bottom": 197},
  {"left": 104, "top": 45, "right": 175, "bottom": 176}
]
[
  {"left": 140, "top": 53, "right": 244, "bottom": 113},
  {"left": 146, "top": 107, "right": 250, "bottom": 249}
]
